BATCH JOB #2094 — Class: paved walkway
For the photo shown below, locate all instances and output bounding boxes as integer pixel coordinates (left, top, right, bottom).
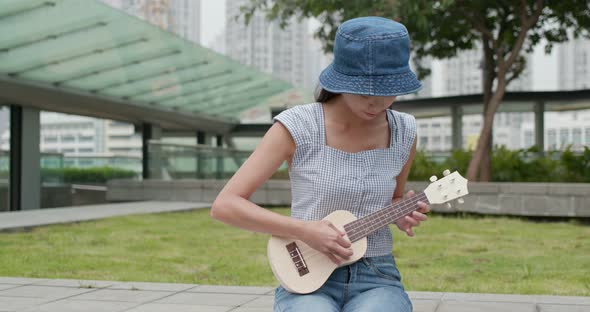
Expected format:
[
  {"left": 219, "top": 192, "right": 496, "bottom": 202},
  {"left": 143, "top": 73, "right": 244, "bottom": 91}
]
[
  {"left": 0, "top": 201, "right": 210, "bottom": 232},
  {"left": 0, "top": 277, "right": 588, "bottom": 312}
]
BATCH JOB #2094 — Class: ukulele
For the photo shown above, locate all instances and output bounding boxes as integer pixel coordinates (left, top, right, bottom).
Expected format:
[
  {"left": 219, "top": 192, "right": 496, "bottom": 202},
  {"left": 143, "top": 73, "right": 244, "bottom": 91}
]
[{"left": 267, "top": 170, "right": 469, "bottom": 294}]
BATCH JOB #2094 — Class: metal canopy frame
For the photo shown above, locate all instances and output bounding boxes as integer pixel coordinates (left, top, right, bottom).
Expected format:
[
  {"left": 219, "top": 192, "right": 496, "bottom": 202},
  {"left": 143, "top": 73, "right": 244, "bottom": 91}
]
[
  {"left": 230, "top": 90, "right": 590, "bottom": 139},
  {"left": 394, "top": 90, "right": 590, "bottom": 118}
]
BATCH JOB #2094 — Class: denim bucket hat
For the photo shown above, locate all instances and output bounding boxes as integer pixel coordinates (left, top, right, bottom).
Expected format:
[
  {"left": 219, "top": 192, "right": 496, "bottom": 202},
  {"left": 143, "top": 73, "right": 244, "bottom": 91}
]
[{"left": 319, "top": 16, "right": 422, "bottom": 96}]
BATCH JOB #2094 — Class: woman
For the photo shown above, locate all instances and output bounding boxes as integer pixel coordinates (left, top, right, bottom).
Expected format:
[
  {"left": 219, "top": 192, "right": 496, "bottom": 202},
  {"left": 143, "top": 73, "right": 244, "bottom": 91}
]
[{"left": 211, "top": 16, "right": 430, "bottom": 311}]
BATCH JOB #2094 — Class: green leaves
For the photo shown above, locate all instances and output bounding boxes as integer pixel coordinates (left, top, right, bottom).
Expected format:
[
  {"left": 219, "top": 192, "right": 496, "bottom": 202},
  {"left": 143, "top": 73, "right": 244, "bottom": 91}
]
[
  {"left": 41, "top": 167, "right": 137, "bottom": 184},
  {"left": 410, "top": 146, "right": 590, "bottom": 183}
]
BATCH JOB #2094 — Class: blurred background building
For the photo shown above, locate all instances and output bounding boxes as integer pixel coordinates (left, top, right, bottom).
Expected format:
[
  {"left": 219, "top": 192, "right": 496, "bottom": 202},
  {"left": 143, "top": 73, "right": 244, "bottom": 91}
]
[{"left": 102, "top": 0, "right": 201, "bottom": 44}]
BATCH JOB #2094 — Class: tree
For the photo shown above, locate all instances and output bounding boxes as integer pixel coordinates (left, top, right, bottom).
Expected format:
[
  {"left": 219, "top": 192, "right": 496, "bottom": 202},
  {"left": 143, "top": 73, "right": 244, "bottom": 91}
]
[{"left": 240, "top": 0, "right": 590, "bottom": 181}]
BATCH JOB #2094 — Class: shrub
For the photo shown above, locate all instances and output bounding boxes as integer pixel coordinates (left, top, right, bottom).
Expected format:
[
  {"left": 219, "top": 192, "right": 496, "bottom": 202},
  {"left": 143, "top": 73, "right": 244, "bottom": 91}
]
[
  {"left": 410, "top": 145, "right": 589, "bottom": 183},
  {"left": 41, "top": 167, "right": 138, "bottom": 184},
  {"left": 560, "top": 146, "right": 590, "bottom": 182}
]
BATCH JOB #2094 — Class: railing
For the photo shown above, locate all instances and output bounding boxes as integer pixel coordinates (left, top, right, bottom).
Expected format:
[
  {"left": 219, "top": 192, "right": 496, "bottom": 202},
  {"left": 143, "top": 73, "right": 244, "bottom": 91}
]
[
  {"left": 147, "top": 141, "right": 268, "bottom": 180},
  {"left": 11, "top": 146, "right": 581, "bottom": 182},
  {"left": 0, "top": 150, "right": 141, "bottom": 185},
  {"left": 59, "top": 155, "right": 141, "bottom": 172}
]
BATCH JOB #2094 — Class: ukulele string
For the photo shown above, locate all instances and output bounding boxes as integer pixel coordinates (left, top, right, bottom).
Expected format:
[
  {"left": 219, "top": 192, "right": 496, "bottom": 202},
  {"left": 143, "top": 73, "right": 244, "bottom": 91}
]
[{"left": 292, "top": 193, "right": 428, "bottom": 258}]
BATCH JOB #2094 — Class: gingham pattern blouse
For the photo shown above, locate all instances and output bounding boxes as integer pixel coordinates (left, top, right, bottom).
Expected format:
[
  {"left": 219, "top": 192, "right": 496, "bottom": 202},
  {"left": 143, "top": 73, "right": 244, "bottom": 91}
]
[{"left": 272, "top": 102, "right": 416, "bottom": 257}]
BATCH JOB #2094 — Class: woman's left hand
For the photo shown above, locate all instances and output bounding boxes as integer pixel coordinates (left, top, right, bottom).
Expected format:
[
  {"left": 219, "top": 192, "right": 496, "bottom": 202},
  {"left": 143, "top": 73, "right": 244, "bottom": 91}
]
[{"left": 394, "top": 190, "right": 430, "bottom": 237}]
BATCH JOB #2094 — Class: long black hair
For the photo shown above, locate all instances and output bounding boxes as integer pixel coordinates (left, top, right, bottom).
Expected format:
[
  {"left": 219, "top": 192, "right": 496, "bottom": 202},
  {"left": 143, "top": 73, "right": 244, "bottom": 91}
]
[{"left": 314, "top": 84, "right": 340, "bottom": 103}]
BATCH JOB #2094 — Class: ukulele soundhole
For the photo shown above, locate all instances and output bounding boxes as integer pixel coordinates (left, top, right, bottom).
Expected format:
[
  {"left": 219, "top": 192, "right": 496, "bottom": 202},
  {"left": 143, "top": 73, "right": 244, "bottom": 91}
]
[{"left": 286, "top": 242, "right": 309, "bottom": 276}]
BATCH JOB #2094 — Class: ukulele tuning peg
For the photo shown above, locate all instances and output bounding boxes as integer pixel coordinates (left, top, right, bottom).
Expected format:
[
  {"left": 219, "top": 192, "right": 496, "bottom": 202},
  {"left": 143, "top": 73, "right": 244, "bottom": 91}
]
[
  {"left": 443, "top": 169, "right": 451, "bottom": 176},
  {"left": 457, "top": 198, "right": 464, "bottom": 204},
  {"left": 446, "top": 202, "right": 452, "bottom": 209},
  {"left": 429, "top": 175, "right": 438, "bottom": 182}
]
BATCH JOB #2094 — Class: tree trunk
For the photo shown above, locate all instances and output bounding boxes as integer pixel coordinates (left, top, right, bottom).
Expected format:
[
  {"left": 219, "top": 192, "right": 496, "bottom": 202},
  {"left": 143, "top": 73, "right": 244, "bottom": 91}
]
[
  {"left": 467, "top": 39, "right": 496, "bottom": 181},
  {"left": 479, "top": 144, "right": 492, "bottom": 181},
  {"left": 466, "top": 77, "right": 507, "bottom": 181},
  {"left": 463, "top": 0, "right": 542, "bottom": 181}
]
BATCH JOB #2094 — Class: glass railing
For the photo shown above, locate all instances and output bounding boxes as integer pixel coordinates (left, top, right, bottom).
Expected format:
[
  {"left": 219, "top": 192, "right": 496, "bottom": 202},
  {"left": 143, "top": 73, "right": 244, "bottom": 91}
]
[
  {"left": 147, "top": 141, "right": 262, "bottom": 180},
  {"left": 58, "top": 155, "right": 142, "bottom": 172},
  {"left": 0, "top": 150, "right": 9, "bottom": 179},
  {"left": 44, "top": 154, "right": 141, "bottom": 185},
  {"left": 0, "top": 150, "right": 9, "bottom": 212}
]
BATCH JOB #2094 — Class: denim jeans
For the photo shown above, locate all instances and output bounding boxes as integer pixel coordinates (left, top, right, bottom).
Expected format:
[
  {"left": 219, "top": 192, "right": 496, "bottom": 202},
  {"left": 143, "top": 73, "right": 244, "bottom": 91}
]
[{"left": 274, "top": 254, "right": 412, "bottom": 312}]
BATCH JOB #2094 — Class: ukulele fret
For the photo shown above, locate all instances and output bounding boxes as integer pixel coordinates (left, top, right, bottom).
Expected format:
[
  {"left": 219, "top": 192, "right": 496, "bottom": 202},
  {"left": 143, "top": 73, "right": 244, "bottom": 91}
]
[{"left": 286, "top": 242, "right": 309, "bottom": 276}]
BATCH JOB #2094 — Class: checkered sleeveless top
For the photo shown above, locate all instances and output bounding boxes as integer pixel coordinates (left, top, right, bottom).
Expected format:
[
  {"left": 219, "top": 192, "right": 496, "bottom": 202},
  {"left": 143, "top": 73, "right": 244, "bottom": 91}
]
[{"left": 272, "top": 102, "right": 417, "bottom": 257}]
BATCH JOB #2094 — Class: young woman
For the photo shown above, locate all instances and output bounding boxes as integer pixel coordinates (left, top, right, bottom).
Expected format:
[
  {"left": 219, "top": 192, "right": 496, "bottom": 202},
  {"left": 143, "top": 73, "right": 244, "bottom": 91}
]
[{"left": 211, "top": 16, "right": 430, "bottom": 312}]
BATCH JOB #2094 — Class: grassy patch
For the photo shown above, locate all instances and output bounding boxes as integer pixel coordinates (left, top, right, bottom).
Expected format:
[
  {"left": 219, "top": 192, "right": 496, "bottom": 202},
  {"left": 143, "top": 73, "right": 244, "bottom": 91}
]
[{"left": 0, "top": 208, "right": 588, "bottom": 296}]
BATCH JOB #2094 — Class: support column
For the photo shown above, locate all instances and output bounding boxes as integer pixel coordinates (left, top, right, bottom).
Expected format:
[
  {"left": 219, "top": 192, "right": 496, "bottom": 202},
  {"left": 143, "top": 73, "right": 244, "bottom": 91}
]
[
  {"left": 224, "top": 135, "right": 242, "bottom": 168},
  {"left": 10, "top": 106, "right": 40, "bottom": 211},
  {"left": 451, "top": 105, "right": 463, "bottom": 150},
  {"left": 534, "top": 101, "right": 545, "bottom": 156},
  {"left": 216, "top": 135, "right": 224, "bottom": 179},
  {"left": 142, "top": 123, "right": 162, "bottom": 180},
  {"left": 197, "top": 131, "right": 212, "bottom": 145},
  {"left": 196, "top": 131, "right": 211, "bottom": 179}
]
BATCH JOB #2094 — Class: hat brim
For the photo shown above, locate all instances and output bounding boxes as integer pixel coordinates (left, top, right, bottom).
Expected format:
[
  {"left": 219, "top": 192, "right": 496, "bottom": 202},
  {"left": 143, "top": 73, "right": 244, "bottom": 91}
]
[{"left": 319, "top": 63, "right": 423, "bottom": 97}]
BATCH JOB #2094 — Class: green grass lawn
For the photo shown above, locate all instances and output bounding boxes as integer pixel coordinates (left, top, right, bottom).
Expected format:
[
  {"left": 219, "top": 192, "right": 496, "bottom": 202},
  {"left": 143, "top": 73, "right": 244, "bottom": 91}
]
[{"left": 0, "top": 208, "right": 588, "bottom": 296}]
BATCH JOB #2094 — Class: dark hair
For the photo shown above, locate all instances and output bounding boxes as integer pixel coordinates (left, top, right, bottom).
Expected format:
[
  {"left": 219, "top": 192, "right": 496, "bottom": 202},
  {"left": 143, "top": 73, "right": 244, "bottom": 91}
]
[{"left": 314, "top": 84, "right": 340, "bottom": 103}]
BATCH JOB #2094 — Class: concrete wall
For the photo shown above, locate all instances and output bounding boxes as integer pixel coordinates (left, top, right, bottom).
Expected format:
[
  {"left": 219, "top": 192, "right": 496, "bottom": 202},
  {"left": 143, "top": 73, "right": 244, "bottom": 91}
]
[
  {"left": 106, "top": 179, "right": 590, "bottom": 217},
  {"left": 41, "top": 185, "right": 72, "bottom": 208},
  {"left": 0, "top": 183, "right": 108, "bottom": 211},
  {"left": 405, "top": 182, "right": 590, "bottom": 217},
  {"left": 41, "top": 186, "right": 108, "bottom": 208},
  {"left": 0, "top": 183, "right": 7, "bottom": 212},
  {"left": 107, "top": 179, "right": 291, "bottom": 206}
]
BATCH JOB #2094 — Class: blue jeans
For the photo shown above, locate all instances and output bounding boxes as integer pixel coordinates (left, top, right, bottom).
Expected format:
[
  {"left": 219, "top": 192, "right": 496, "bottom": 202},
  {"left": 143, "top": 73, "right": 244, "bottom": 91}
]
[{"left": 274, "top": 254, "right": 412, "bottom": 312}]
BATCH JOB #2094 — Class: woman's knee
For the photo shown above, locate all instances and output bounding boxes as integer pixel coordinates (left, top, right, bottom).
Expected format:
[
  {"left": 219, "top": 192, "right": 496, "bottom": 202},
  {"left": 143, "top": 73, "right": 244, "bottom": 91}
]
[
  {"left": 274, "top": 287, "right": 340, "bottom": 312},
  {"left": 343, "top": 286, "right": 412, "bottom": 312}
]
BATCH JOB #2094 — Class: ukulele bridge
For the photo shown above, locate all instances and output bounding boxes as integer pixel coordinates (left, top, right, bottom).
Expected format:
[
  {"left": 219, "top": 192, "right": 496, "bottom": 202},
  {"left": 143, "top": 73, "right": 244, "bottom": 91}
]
[{"left": 286, "top": 242, "right": 309, "bottom": 276}]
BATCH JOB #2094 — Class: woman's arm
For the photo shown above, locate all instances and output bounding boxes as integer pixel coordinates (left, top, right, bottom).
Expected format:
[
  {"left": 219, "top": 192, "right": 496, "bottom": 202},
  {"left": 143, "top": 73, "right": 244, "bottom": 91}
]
[
  {"left": 210, "top": 122, "right": 353, "bottom": 264},
  {"left": 392, "top": 136, "right": 417, "bottom": 202},
  {"left": 210, "top": 122, "right": 303, "bottom": 238},
  {"left": 392, "top": 136, "right": 430, "bottom": 236}
]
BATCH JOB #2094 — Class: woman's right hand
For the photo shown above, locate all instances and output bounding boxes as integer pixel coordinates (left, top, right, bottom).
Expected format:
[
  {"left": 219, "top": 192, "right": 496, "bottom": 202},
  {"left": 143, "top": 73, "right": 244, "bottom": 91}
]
[{"left": 298, "top": 220, "right": 353, "bottom": 265}]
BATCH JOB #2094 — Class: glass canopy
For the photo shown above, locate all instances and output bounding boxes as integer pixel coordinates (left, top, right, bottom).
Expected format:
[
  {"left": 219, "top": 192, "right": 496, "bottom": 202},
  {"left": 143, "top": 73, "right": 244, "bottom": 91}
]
[{"left": 0, "top": 0, "right": 292, "bottom": 122}]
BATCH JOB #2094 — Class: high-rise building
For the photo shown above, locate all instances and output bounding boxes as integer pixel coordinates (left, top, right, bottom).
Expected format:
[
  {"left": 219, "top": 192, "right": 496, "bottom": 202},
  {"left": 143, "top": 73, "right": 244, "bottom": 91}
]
[
  {"left": 38, "top": 113, "right": 142, "bottom": 157},
  {"left": 558, "top": 37, "right": 590, "bottom": 90},
  {"left": 102, "top": 0, "right": 201, "bottom": 44},
  {"left": 225, "top": 0, "right": 318, "bottom": 89},
  {"left": 40, "top": 113, "right": 104, "bottom": 156},
  {"left": 413, "top": 43, "right": 539, "bottom": 151},
  {"left": 438, "top": 45, "right": 532, "bottom": 96},
  {"left": 398, "top": 57, "right": 433, "bottom": 100},
  {"left": 304, "top": 34, "right": 333, "bottom": 92}
]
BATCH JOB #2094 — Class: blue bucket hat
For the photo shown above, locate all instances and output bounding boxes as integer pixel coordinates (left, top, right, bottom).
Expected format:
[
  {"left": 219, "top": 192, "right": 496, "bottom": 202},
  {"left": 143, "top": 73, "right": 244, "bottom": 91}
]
[{"left": 319, "top": 16, "right": 422, "bottom": 96}]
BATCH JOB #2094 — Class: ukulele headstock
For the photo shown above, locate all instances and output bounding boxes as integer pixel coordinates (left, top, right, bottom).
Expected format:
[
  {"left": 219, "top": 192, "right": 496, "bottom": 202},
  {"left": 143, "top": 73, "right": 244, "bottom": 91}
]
[{"left": 424, "top": 169, "right": 469, "bottom": 206}]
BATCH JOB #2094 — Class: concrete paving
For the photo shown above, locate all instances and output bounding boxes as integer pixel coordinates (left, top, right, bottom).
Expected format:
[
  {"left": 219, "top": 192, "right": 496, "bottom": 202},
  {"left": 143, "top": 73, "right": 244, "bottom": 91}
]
[
  {"left": 0, "top": 277, "right": 588, "bottom": 312},
  {"left": 0, "top": 201, "right": 210, "bottom": 232}
]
